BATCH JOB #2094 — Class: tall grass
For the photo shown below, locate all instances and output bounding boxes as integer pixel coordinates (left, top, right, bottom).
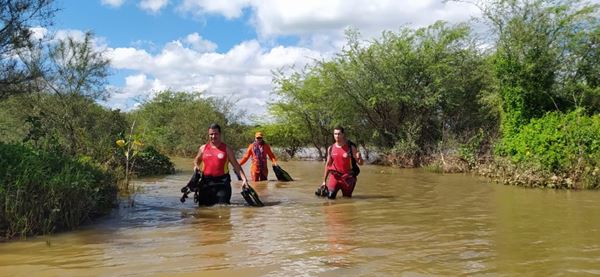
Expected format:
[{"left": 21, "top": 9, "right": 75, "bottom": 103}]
[{"left": 0, "top": 143, "right": 117, "bottom": 239}]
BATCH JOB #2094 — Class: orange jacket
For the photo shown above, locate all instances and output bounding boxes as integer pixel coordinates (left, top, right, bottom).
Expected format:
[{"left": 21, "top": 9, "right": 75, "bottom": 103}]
[{"left": 239, "top": 143, "right": 277, "bottom": 172}]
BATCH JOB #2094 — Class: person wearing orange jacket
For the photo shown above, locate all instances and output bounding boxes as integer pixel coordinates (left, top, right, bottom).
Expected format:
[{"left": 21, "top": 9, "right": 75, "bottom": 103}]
[{"left": 239, "top": 132, "right": 278, "bottom": 181}]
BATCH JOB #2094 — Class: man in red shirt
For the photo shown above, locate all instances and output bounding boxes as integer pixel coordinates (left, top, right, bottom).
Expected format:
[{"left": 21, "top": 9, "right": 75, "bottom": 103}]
[
  {"left": 320, "top": 126, "right": 364, "bottom": 199},
  {"left": 193, "top": 123, "right": 249, "bottom": 205}
]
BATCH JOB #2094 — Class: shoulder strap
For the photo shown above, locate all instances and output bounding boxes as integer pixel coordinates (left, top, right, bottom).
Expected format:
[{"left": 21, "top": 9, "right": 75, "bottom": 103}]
[{"left": 346, "top": 140, "right": 356, "bottom": 161}]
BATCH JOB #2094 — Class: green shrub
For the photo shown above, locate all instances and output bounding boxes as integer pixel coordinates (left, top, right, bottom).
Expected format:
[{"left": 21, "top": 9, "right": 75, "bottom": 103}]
[
  {"left": 498, "top": 109, "right": 600, "bottom": 188},
  {"left": 132, "top": 146, "right": 176, "bottom": 176},
  {"left": 0, "top": 143, "right": 117, "bottom": 239}
]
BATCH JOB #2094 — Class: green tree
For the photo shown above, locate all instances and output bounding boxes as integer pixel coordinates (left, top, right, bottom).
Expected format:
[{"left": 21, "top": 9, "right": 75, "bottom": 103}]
[
  {"left": 132, "top": 91, "right": 247, "bottom": 156},
  {"left": 469, "top": 0, "right": 600, "bottom": 138},
  {"left": 0, "top": 0, "right": 56, "bottom": 98},
  {"left": 271, "top": 69, "right": 340, "bottom": 159}
]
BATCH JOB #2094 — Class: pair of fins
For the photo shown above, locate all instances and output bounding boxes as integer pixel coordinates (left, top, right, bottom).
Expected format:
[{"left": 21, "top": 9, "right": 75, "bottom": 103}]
[
  {"left": 180, "top": 169, "right": 202, "bottom": 203},
  {"left": 230, "top": 171, "right": 265, "bottom": 207},
  {"left": 273, "top": 165, "right": 293, "bottom": 182}
]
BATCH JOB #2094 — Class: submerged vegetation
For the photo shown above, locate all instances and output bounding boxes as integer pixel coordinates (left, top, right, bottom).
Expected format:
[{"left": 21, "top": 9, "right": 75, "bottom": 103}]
[{"left": 0, "top": 143, "right": 117, "bottom": 239}]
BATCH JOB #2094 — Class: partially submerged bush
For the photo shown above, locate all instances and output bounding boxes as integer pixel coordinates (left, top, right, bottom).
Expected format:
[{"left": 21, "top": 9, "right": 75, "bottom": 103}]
[
  {"left": 0, "top": 143, "right": 117, "bottom": 239},
  {"left": 132, "top": 146, "right": 175, "bottom": 176},
  {"left": 495, "top": 109, "right": 600, "bottom": 189}
]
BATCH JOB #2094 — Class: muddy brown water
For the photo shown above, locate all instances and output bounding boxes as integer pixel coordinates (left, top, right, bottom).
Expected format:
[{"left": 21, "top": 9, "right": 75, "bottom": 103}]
[{"left": 1, "top": 158, "right": 599, "bottom": 276}]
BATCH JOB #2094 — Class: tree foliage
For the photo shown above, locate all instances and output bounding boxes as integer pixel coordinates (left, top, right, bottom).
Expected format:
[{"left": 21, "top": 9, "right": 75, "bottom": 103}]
[
  {"left": 472, "top": 0, "right": 600, "bottom": 137},
  {"left": 0, "top": 0, "right": 56, "bottom": 98},
  {"left": 131, "top": 90, "right": 248, "bottom": 157},
  {"left": 271, "top": 22, "right": 497, "bottom": 164}
]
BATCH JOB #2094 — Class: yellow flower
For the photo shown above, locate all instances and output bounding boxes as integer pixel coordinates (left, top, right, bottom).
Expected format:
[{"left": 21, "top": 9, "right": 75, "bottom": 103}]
[{"left": 116, "top": 139, "right": 126, "bottom": 147}]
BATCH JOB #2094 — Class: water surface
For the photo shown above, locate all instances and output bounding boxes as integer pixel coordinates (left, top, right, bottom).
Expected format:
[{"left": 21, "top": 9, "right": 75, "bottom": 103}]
[{"left": 1, "top": 159, "right": 599, "bottom": 276}]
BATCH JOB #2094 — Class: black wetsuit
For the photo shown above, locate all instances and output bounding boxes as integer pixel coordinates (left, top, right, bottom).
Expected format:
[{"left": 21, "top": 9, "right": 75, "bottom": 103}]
[{"left": 196, "top": 174, "right": 232, "bottom": 206}]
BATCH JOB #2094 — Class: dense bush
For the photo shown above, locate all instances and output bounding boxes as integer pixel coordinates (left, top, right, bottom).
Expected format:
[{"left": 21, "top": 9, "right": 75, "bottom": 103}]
[
  {"left": 0, "top": 143, "right": 117, "bottom": 239},
  {"left": 498, "top": 109, "right": 600, "bottom": 188},
  {"left": 132, "top": 146, "right": 176, "bottom": 176}
]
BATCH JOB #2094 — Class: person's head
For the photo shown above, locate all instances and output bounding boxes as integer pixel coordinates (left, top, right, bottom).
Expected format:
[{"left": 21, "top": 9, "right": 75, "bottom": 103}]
[
  {"left": 333, "top": 126, "right": 345, "bottom": 143},
  {"left": 254, "top": 131, "right": 264, "bottom": 144},
  {"left": 208, "top": 123, "right": 222, "bottom": 144}
]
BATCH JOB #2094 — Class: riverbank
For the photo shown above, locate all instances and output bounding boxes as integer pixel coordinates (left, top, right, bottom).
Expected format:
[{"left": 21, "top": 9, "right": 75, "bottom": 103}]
[{"left": 271, "top": 145, "right": 599, "bottom": 190}]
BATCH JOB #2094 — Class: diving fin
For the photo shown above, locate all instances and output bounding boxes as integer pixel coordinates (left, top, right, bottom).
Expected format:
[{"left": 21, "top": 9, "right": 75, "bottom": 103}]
[
  {"left": 273, "top": 165, "right": 293, "bottom": 181},
  {"left": 241, "top": 184, "right": 264, "bottom": 207}
]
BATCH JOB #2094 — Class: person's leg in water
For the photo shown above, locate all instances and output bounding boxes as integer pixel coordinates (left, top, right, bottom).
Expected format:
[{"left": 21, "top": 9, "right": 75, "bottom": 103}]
[
  {"left": 340, "top": 174, "right": 356, "bottom": 197},
  {"left": 326, "top": 173, "right": 342, "bottom": 199},
  {"left": 249, "top": 162, "right": 268, "bottom": 181},
  {"left": 215, "top": 183, "right": 232, "bottom": 204},
  {"left": 196, "top": 185, "right": 217, "bottom": 206},
  {"left": 213, "top": 175, "right": 232, "bottom": 204},
  {"left": 250, "top": 170, "right": 259, "bottom": 182},
  {"left": 197, "top": 175, "right": 232, "bottom": 205},
  {"left": 259, "top": 166, "right": 268, "bottom": 181}
]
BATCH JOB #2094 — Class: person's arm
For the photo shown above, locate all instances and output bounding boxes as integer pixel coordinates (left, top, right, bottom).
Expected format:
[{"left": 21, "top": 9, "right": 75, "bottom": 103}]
[
  {"left": 193, "top": 145, "right": 206, "bottom": 171},
  {"left": 227, "top": 146, "right": 248, "bottom": 185},
  {"left": 352, "top": 145, "right": 364, "bottom": 165},
  {"left": 321, "top": 146, "right": 332, "bottom": 186},
  {"left": 238, "top": 144, "right": 252, "bottom": 166},
  {"left": 265, "top": 144, "right": 278, "bottom": 166}
]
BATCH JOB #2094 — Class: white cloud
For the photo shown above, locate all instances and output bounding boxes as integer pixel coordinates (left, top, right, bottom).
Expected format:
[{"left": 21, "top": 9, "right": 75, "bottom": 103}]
[
  {"left": 101, "top": 0, "right": 126, "bottom": 8},
  {"left": 98, "top": 0, "right": 483, "bottom": 116},
  {"left": 184, "top": 33, "right": 218, "bottom": 52},
  {"left": 139, "top": 0, "right": 169, "bottom": 13},
  {"left": 29, "top": 27, "right": 48, "bottom": 41},
  {"left": 104, "top": 35, "right": 322, "bottom": 114},
  {"left": 176, "top": 0, "right": 480, "bottom": 38}
]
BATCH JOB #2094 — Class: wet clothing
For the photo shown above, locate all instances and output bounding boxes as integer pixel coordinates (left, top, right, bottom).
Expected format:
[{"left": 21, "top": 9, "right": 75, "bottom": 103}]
[
  {"left": 329, "top": 144, "right": 352, "bottom": 174},
  {"left": 198, "top": 143, "right": 231, "bottom": 205},
  {"left": 239, "top": 142, "right": 277, "bottom": 181},
  {"left": 326, "top": 143, "right": 357, "bottom": 198},
  {"left": 201, "top": 143, "right": 229, "bottom": 177},
  {"left": 327, "top": 172, "right": 356, "bottom": 199},
  {"left": 196, "top": 174, "right": 232, "bottom": 206}
]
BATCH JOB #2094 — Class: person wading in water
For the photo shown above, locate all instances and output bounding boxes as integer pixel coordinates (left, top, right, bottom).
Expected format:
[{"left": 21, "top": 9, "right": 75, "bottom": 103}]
[
  {"left": 239, "top": 132, "right": 278, "bottom": 181},
  {"left": 320, "top": 126, "right": 364, "bottom": 199},
  {"left": 193, "top": 123, "right": 249, "bottom": 205}
]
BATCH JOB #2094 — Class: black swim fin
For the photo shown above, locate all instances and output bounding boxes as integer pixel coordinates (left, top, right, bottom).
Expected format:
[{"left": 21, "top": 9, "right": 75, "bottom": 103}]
[
  {"left": 241, "top": 184, "right": 264, "bottom": 207},
  {"left": 273, "top": 165, "right": 293, "bottom": 181}
]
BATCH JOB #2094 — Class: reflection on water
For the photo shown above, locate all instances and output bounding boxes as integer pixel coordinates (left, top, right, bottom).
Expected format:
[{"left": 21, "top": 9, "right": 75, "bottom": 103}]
[{"left": 1, "top": 158, "right": 600, "bottom": 276}]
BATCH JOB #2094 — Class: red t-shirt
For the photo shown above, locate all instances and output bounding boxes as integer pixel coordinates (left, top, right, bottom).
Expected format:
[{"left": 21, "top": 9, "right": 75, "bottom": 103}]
[
  {"left": 328, "top": 144, "right": 352, "bottom": 174},
  {"left": 201, "top": 143, "right": 229, "bottom": 177}
]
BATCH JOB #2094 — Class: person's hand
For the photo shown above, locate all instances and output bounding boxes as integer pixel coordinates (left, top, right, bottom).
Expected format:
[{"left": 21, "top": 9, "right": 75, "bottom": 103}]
[
  {"left": 242, "top": 179, "right": 249, "bottom": 188},
  {"left": 321, "top": 181, "right": 326, "bottom": 187},
  {"left": 273, "top": 162, "right": 278, "bottom": 167}
]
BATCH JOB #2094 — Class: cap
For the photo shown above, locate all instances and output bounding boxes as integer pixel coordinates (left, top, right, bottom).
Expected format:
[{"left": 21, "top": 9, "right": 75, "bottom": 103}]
[{"left": 255, "top": 132, "right": 264, "bottom": 138}]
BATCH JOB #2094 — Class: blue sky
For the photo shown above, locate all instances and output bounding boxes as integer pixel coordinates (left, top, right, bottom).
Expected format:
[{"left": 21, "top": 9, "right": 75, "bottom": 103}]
[
  {"left": 47, "top": 0, "right": 484, "bottom": 117},
  {"left": 55, "top": 1, "right": 260, "bottom": 54}
]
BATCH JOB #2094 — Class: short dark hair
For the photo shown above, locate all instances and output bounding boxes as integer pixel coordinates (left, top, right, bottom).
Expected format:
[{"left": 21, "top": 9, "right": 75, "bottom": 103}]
[
  {"left": 209, "top": 123, "right": 221, "bottom": 133},
  {"left": 333, "top": 126, "right": 344, "bottom": 133}
]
